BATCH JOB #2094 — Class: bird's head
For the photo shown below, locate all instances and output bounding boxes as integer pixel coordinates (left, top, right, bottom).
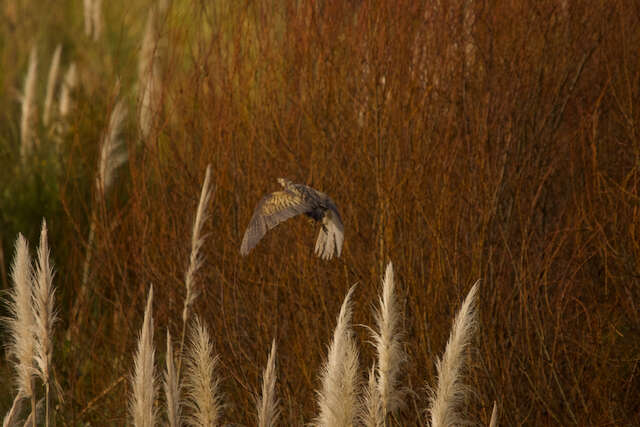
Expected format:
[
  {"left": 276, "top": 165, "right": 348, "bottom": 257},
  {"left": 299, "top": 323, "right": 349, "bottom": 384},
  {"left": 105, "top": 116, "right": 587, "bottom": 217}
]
[{"left": 277, "top": 177, "right": 292, "bottom": 188}]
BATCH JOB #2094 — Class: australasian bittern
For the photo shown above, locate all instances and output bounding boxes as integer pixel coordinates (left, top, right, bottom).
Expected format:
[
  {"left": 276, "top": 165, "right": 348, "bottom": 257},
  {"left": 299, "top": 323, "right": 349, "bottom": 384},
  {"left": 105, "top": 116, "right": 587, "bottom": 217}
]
[{"left": 240, "top": 178, "right": 344, "bottom": 259}]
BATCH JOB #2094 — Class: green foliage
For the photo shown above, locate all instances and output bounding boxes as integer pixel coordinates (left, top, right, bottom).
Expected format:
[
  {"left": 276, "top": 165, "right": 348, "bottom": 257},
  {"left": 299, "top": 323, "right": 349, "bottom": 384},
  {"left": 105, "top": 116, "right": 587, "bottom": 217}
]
[{"left": 0, "top": 137, "right": 62, "bottom": 252}]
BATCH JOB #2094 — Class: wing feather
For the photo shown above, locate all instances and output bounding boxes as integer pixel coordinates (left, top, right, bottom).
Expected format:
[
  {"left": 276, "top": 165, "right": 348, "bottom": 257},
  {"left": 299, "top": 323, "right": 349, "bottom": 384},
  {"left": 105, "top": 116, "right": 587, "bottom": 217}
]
[{"left": 240, "top": 190, "right": 310, "bottom": 255}]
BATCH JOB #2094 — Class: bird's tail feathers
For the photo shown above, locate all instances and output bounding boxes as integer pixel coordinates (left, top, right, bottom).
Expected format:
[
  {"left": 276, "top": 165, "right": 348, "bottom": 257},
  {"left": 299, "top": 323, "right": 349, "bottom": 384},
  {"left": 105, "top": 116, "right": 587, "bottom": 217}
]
[
  {"left": 315, "top": 227, "right": 329, "bottom": 259},
  {"left": 315, "top": 210, "right": 344, "bottom": 260}
]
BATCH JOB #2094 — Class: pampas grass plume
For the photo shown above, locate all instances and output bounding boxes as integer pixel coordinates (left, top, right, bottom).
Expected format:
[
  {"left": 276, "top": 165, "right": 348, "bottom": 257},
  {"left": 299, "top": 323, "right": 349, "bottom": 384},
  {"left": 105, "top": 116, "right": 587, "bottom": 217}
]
[
  {"left": 315, "top": 285, "right": 359, "bottom": 427},
  {"left": 363, "top": 262, "right": 406, "bottom": 425},
  {"left": 138, "top": 65, "right": 160, "bottom": 139},
  {"left": 130, "top": 286, "right": 157, "bottom": 427},
  {"left": 182, "top": 164, "right": 213, "bottom": 324},
  {"left": 32, "top": 220, "right": 57, "bottom": 427},
  {"left": 257, "top": 340, "right": 279, "bottom": 427},
  {"left": 185, "top": 317, "right": 223, "bottom": 427},
  {"left": 138, "top": 3, "right": 163, "bottom": 138},
  {"left": 489, "top": 401, "right": 498, "bottom": 427},
  {"left": 375, "top": 262, "right": 406, "bottom": 413},
  {"left": 74, "top": 95, "right": 127, "bottom": 332},
  {"left": 43, "top": 45, "right": 61, "bottom": 127},
  {"left": 5, "top": 234, "right": 35, "bottom": 399},
  {"left": 361, "top": 364, "right": 382, "bottom": 427},
  {"left": 178, "top": 164, "right": 213, "bottom": 377},
  {"left": 92, "top": 0, "right": 103, "bottom": 41},
  {"left": 83, "top": 0, "right": 93, "bottom": 37},
  {"left": 82, "top": 0, "right": 102, "bottom": 40},
  {"left": 163, "top": 330, "right": 181, "bottom": 427},
  {"left": 33, "top": 220, "right": 56, "bottom": 385},
  {"left": 97, "top": 98, "right": 128, "bottom": 194},
  {"left": 20, "top": 45, "right": 38, "bottom": 160},
  {"left": 138, "top": 6, "right": 156, "bottom": 83},
  {"left": 427, "top": 280, "right": 480, "bottom": 427},
  {"left": 59, "top": 62, "right": 77, "bottom": 119}
]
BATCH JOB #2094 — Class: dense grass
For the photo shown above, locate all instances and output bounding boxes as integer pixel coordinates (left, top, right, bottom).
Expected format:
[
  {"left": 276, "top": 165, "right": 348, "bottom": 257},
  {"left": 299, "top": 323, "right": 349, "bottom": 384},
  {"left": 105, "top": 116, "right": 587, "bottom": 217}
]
[{"left": 1, "top": 0, "right": 640, "bottom": 425}]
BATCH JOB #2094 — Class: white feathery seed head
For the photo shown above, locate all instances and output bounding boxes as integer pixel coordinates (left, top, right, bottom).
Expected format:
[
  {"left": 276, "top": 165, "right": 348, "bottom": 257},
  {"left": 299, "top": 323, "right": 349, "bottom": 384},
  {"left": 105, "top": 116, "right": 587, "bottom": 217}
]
[
  {"left": 361, "top": 364, "right": 383, "bottom": 427},
  {"left": 158, "top": 0, "right": 172, "bottom": 18},
  {"left": 315, "top": 285, "right": 360, "bottom": 427},
  {"left": 5, "top": 234, "right": 35, "bottom": 398},
  {"left": 138, "top": 0, "right": 171, "bottom": 81},
  {"left": 427, "top": 280, "right": 480, "bottom": 427},
  {"left": 362, "top": 262, "right": 406, "bottom": 425},
  {"left": 92, "top": 0, "right": 103, "bottom": 41},
  {"left": 59, "top": 62, "right": 78, "bottom": 118},
  {"left": 20, "top": 45, "right": 38, "bottom": 160},
  {"left": 257, "top": 340, "right": 279, "bottom": 427},
  {"left": 43, "top": 44, "right": 62, "bottom": 127},
  {"left": 32, "top": 219, "right": 57, "bottom": 387},
  {"left": 372, "top": 262, "right": 406, "bottom": 415},
  {"left": 97, "top": 98, "right": 128, "bottom": 194},
  {"left": 489, "top": 401, "right": 498, "bottom": 427},
  {"left": 130, "top": 286, "right": 157, "bottom": 427},
  {"left": 139, "top": 8, "right": 157, "bottom": 82},
  {"left": 83, "top": 0, "right": 93, "bottom": 37},
  {"left": 163, "top": 330, "right": 181, "bottom": 427},
  {"left": 138, "top": 65, "right": 161, "bottom": 139},
  {"left": 182, "top": 164, "right": 213, "bottom": 324},
  {"left": 138, "top": 4, "right": 164, "bottom": 138},
  {"left": 185, "top": 317, "right": 223, "bottom": 427}
]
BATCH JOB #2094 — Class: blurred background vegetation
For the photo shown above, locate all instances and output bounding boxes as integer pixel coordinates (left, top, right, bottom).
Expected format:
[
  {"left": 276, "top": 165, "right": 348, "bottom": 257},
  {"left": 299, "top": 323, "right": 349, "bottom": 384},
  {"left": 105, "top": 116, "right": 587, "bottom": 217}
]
[{"left": 1, "top": 0, "right": 639, "bottom": 424}]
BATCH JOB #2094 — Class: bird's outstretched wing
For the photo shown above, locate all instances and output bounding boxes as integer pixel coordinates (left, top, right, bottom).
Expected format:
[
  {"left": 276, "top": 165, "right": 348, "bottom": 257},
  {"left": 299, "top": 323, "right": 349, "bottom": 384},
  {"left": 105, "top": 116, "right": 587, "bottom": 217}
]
[
  {"left": 240, "top": 190, "right": 311, "bottom": 255},
  {"left": 314, "top": 205, "right": 344, "bottom": 260}
]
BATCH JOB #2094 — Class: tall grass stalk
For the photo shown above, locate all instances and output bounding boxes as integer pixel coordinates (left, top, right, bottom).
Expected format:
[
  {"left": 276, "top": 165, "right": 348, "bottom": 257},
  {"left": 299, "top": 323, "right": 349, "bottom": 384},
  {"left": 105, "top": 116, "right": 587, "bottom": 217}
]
[
  {"left": 4, "top": 235, "right": 36, "bottom": 424},
  {"left": 185, "top": 317, "right": 222, "bottom": 426},
  {"left": 2, "top": 394, "right": 23, "bottom": 427},
  {"left": 177, "top": 164, "right": 213, "bottom": 377},
  {"left": 43, "top": 45, "right": 62, "bottom": 127},
  {"left": 257, "top": 340, "right": 279, "bottom": 427},
  {"left": 20, "top": 46, "right": 38, "bottom": 161},
  {"left": 315, "top": 285, "right": 359, "bottom": 427},
  {"left": 22, "top": 398, "right": 43, "bottom": 427},
  {"left": 163, "top": 330, "right": 181, "bottom": 427},
  {"left": 73, "top": 98, "right": 128, "bottom": 334},
  {"left": 427, "top": 281, "right": 480, "bottom": 427},
  {"left": 130, "top": 286, "right": 157, "bottom": 427},
  {"left": 32, "top": 220, "right": 57, "bottom": 427},
  {"left": 363, "top": 262, "right": 406, "bottom": 425}
]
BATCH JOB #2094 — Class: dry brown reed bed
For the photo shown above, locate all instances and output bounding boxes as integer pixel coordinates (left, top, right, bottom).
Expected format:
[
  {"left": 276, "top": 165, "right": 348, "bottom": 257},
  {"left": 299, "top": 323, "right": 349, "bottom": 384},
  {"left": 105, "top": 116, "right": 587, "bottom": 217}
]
[{"left": 1, "top": 0, "right": 640, "bottom": 425}]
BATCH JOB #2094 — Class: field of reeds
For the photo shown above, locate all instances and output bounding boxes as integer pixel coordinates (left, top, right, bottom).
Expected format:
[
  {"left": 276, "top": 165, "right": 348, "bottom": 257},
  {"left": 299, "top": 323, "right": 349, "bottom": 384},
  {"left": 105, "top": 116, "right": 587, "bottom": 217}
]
[{"left": 1, "top": 0, "right": 640, "bottom": 425}]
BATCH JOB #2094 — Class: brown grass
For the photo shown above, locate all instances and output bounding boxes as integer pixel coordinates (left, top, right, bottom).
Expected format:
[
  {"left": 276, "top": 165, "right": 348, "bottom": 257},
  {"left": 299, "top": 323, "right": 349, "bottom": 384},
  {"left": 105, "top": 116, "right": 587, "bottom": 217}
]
[{"left": 1, "top": 0, "right": 640, "bottom": 425}]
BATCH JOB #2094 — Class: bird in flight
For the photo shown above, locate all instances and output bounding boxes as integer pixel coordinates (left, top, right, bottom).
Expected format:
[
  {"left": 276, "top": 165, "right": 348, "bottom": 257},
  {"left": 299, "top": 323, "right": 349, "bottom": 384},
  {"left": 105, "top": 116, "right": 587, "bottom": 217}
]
[{"left": 240, "top": 178, "right": 344, "bottom": 259}]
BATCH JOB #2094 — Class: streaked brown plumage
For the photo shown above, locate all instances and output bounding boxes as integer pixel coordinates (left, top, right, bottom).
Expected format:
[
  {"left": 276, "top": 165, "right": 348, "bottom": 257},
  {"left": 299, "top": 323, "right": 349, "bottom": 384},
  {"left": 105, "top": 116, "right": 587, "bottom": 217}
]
[{"left": 240, "top": 178, "right": 344, "bottom": 259}]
